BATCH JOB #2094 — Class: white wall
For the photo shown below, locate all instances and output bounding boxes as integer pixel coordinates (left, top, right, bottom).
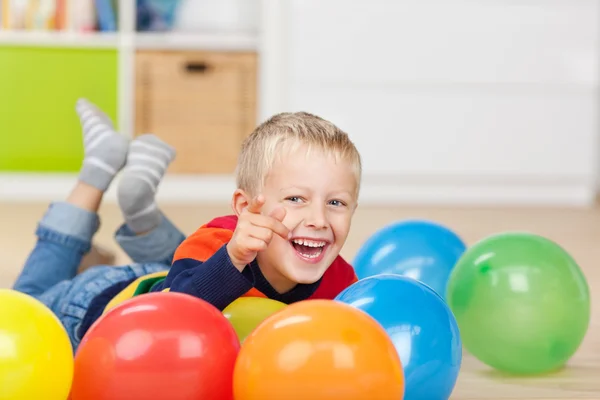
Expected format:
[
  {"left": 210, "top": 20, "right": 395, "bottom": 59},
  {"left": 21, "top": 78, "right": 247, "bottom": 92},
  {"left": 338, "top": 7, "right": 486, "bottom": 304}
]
[{"left": 260, "top": 0, "right": 600, "bottom": 205}]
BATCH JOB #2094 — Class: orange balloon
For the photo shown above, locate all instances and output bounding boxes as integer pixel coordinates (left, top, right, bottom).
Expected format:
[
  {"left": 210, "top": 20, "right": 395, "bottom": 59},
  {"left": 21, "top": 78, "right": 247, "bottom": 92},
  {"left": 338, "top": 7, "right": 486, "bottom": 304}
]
[{"left": 233, "top": 299, "right": 404, "bottom": 400}]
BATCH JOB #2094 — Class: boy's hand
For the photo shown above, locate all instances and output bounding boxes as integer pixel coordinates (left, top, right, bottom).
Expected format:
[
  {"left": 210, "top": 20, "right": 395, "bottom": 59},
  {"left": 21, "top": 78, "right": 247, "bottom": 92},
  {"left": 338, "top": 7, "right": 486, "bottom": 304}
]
[{"left": 227, "top": 195, "right": 289, "bottom": 271}]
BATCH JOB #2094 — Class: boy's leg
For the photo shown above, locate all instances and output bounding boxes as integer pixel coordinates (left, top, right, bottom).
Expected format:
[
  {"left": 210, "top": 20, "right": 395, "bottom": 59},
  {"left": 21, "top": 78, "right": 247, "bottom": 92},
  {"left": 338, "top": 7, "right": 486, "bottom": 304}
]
[
  {"left": 115, "top": 215, "right": 186, "bottom": 266},
  {"left": 12, "top": 99, "right": 129, "bottom": 297},
  {"left": 115, "top": 134, "right": 185, "bottom": 265},
  {"left": 37, "top": 262, "right": 169, "bottom": 352},
  {"left": 13, "top": 198, "right": 98, "bottom": 296}
]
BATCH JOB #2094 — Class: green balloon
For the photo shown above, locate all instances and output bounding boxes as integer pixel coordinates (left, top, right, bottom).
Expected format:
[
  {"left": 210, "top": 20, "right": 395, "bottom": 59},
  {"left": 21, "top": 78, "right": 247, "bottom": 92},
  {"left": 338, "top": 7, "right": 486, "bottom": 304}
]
[
  {"left": 222, "top": 297, "right": 287, "bottom": 343},
  {"left": 446, "top": 232, "right": 590, "bottom": 375}
]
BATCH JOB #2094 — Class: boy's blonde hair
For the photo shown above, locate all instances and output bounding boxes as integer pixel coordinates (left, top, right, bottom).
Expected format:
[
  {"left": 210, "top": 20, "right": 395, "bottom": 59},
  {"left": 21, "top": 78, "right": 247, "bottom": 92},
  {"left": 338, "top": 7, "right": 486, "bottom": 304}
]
[{"left": 236, "top": 111, "right": 362, "bottom": 197}]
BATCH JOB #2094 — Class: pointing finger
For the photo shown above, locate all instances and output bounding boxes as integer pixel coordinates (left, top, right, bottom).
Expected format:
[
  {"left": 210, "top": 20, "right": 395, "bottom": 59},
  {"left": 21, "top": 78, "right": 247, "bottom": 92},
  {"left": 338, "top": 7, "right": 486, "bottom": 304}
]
[
  {"left": 269, "top": 206, "right": 286, "bottom": 223},
  {"left": 246, "top": 195, "right": 265, "bottom": 214},
  {"left": 251, "top": 213, "right": 290, "bottom": 240}
]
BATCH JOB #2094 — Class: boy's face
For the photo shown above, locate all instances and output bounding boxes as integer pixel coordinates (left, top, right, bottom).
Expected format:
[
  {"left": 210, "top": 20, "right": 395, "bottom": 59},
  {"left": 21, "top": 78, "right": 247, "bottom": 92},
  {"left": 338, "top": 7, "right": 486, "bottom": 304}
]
[{"left": 249, "top": 145, "right": 358, "bottom": 293}]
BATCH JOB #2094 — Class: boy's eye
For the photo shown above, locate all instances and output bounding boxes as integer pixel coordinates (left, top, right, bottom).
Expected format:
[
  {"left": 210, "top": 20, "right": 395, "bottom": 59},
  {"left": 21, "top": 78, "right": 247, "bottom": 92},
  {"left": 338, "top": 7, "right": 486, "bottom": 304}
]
[
  {"left": 286, "top": 196, "right": 302, "bottom": 203},
  {"left": 329, "top": 199, "right": 346, "bottom": 207}
]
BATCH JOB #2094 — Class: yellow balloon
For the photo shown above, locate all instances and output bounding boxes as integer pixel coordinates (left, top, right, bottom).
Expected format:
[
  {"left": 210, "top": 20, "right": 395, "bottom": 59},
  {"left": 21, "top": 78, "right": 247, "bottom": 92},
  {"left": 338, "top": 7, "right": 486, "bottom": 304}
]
[
  {"left": 223, "top": 297, "right": 286, "bottom": 343},
  {"left": 0, "top": 289, "right": 73, "bottom": 400}
]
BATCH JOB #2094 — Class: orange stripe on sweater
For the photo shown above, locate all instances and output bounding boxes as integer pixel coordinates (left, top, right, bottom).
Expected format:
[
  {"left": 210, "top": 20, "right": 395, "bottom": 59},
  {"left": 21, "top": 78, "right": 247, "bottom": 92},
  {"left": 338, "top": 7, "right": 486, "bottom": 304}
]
[
  {"left": 173, "top": 227, "right": 233, "bottom": 262},
  {"left": 173, "top": 226, "right": 269, "bottom": 300}
]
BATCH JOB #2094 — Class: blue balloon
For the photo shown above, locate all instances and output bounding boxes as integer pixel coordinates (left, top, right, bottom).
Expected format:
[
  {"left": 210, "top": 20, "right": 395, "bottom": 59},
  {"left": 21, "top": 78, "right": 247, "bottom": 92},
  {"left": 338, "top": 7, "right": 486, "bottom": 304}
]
[
  {"left": 353, "top": 220, "right": 466, "bottom": 298},
  {"left": 335, "top": 274, "right": 462, "bottom": 400}
]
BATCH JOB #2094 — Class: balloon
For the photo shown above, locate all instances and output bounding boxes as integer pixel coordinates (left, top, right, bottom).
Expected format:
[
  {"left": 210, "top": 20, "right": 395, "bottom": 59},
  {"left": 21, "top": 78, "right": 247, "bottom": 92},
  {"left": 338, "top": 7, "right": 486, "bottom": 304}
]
[
  {"left": 0, "top": 289, "right": 73, "bottom": 400},
  {"left": 71, "top": 292, "right": 240, "bottom": 400},
  {"left": 446, "top": 232, "right": 590, "bottom": 375},
  {"left": 223, "top": 297, "right": 286, "bottom": 343},
  {"left": 353, "top": 220, "right": 466, "bottom": 298},
  {"left": 233, "top": 299, "right": 405, "bottom": 400},
  {"left": 336, "top": 275, "right": 462, "bottom": 400}
]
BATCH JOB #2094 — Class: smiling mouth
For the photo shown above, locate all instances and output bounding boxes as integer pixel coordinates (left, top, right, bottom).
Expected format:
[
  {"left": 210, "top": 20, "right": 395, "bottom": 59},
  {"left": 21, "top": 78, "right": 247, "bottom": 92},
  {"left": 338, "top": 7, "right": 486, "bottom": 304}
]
[{"left": 290, "top": 238, "right": 328, "bottom": 261}]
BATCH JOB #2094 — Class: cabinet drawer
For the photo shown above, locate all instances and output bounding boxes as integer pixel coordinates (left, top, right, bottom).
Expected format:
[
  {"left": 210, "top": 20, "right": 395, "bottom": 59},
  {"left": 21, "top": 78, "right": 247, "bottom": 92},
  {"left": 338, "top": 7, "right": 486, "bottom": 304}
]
[{"left": 135, "top": 50, "right": 257, "bottom": 174}]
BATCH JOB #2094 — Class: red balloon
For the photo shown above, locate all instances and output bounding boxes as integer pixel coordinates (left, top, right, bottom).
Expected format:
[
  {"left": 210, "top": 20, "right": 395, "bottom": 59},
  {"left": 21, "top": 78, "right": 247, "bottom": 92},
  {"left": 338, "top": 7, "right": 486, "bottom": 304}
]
[{"left": 70, "top": 292, "right": 240, "bottom": 400}]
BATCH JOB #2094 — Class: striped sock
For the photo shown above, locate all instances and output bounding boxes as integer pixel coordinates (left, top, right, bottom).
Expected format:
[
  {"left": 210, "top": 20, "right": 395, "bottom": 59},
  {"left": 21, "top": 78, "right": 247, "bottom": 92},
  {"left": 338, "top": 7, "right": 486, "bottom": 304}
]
[
  {"left": 117, "top": 134, "right": 176, "bottom": 233},
  {"left": 76, "top": 98, "right": 129, "bottom": 191}
]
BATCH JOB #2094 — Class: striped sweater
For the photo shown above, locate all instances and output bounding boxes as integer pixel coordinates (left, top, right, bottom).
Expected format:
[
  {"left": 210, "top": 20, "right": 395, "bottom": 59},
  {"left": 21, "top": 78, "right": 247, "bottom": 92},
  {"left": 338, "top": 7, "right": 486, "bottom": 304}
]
[{"left": 78, "top": 215, "right": 358, "bottom": 338}]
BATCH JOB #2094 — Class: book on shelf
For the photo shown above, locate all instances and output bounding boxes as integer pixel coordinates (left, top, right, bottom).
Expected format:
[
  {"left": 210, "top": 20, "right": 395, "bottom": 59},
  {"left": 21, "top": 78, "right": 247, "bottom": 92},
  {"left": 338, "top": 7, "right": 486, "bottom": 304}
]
[{"left": 0, "top": 0, "right": 118, "bottom": 33}]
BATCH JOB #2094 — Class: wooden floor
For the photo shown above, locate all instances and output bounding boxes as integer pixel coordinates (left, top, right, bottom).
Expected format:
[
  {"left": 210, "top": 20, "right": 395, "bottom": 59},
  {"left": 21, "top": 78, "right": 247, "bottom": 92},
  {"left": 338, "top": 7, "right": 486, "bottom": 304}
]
[{"left": 1, "top": 201, "right": 599, "bottom": 399}]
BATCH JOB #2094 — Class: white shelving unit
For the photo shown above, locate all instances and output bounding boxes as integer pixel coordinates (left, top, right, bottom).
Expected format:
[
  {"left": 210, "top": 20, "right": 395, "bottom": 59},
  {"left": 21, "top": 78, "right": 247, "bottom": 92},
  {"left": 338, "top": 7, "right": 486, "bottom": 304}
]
[
  {"left": 0, "top": 0, "right": 264, "bottom": 203},
  {"left": 0, "top": 30, "right": 120, "bottom": 48},
  {"left": 0, "top": 29, "right": 257, "bottom": 50},
  {"left": 0, "top": 0, "right": 259, "bottom": 137},
  {"left": 134, "top": 32, "right": 257, "bottom": 51}
]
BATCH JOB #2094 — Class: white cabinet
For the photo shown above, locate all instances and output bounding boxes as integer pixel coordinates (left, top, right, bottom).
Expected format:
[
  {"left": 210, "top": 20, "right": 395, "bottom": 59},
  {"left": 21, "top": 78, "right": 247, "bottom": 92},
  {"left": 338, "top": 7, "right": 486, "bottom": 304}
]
[{"left": 260, "top": 0, "right": 600, "bottom": 205}]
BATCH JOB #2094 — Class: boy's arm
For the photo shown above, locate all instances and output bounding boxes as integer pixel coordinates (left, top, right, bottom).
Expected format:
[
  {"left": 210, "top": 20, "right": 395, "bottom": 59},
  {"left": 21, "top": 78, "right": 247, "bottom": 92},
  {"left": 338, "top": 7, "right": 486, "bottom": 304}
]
[
  {"left": 149, "top": 244, "right": 254, "bottom": 310},
  {"left": 143, "top": 205, "right": 286, "bottom": 310}
]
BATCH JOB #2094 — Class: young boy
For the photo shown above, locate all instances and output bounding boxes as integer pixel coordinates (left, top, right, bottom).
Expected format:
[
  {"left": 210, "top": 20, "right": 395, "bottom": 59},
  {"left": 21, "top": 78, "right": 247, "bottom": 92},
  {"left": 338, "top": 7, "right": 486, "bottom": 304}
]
[{"left": 13, "top": 99, "right": 361, "bottom": 351}]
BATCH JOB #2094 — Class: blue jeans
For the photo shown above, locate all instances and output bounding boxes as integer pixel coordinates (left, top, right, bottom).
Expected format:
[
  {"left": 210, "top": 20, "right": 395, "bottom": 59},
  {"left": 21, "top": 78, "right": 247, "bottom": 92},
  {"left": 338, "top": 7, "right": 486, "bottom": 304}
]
[{"left": 11, "top": 202, "right": 186, "bottom": 351}]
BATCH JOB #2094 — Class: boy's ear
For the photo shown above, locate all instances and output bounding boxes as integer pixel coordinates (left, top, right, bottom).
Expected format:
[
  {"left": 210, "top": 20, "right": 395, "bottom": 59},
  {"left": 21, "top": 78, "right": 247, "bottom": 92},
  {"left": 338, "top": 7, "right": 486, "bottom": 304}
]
[{"left": 231, "top": 189, "right": 251, "bottom": 216}]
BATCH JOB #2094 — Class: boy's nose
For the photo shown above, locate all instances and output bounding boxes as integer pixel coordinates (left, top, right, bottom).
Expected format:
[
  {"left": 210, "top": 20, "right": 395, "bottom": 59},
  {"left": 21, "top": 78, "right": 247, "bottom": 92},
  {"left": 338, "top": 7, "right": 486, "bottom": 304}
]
[{"left": 304, "top": 204, "right": 328, "bottom": 230}]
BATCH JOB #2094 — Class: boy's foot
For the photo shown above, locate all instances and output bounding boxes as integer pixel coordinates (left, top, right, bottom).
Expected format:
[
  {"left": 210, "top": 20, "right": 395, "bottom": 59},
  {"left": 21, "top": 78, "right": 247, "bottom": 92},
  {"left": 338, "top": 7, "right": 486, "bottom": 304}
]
[
  {"left": 117, "top": 134, "right": 176, "bottom": 233},
  {"left": 76, "top": 99, "right": 129, "bottom": 191}
]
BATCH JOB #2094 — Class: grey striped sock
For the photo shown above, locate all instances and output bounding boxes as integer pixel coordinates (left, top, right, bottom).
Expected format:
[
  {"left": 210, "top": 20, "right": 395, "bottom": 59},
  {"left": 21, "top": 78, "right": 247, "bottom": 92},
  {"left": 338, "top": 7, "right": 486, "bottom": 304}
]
[
  {"left": 117, "top": 134, "right": 176, "bottom": 233},
  {"left": 76, "top": 98, "right": 129, "bottom": 191}
]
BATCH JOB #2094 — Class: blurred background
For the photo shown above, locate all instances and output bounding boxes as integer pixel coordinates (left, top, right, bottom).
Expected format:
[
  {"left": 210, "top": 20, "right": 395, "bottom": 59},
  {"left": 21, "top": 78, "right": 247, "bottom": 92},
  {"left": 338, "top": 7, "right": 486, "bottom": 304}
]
[
  {"left": 0, "top": 0, "right": 596, "bottom": 206},
  {"left": 0, "top": 0, "right": 599, "bottom": 396},
  {"left": 0, "top": 0, "right": 598, "bottom": 278}
]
